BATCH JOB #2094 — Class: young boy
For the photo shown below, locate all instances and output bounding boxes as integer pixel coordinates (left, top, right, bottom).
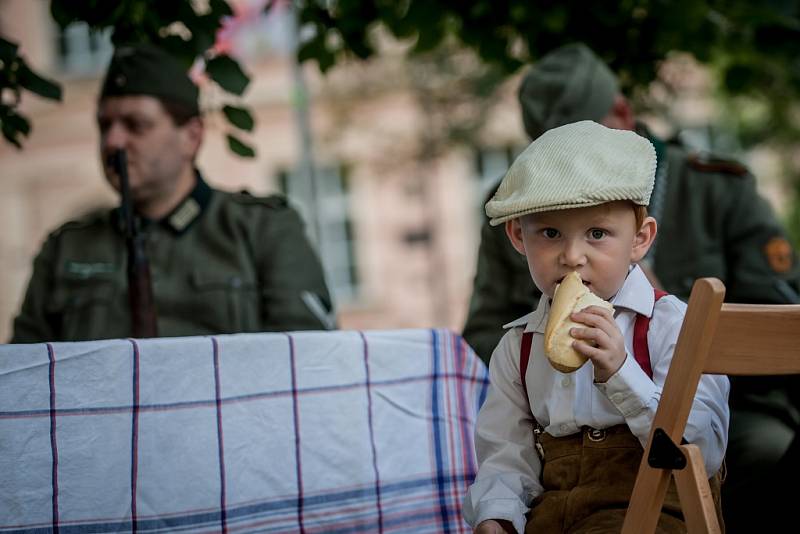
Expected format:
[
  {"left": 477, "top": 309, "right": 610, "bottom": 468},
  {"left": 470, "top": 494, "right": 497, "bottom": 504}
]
[{"left": 462, "top": 121, "right": 729, "bottom": 534}]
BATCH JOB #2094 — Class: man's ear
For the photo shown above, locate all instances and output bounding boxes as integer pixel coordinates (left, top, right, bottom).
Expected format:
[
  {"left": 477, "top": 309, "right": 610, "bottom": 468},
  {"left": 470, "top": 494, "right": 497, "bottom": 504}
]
[
  {"left": 631, "top": 216, "right": 657, "bottom": 262},
  {"left": 505, "top": 219, "right": 527, "bottom": 256},
  {"left": 602, "top": 95, "right": 636, "bottom": 131},
  {"left": 180, "top": 116, "right": 204, "bottom": 159}
]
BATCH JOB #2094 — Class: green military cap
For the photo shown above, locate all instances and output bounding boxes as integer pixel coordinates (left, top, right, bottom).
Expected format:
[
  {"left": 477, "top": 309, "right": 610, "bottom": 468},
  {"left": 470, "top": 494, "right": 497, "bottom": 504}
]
[
  {"left": 519, "top": 42, "right": 618, "bottom": 140},
  {"left": 99, "top": 42, "right": 199, "bottom": 116}
]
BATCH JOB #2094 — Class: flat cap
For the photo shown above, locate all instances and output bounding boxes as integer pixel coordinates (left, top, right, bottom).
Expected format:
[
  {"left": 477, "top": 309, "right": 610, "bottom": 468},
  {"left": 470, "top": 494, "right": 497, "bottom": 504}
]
[
  {"left": 519, "top": 42, "right": 618, "bottom": 140},
  {"left": 99, "top": 42, "right": 199, "bottom": 115},
  {"left": 486, "top": 121, "right": 656, "bottom": 225}
]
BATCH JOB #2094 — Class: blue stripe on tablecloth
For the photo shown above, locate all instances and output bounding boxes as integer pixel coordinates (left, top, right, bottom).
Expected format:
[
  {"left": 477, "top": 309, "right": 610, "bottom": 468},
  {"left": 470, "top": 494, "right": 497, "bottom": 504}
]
[
  {"left": 0, "top": 373, "right": 485, "bottom": 420},
  {"left": 129, "top": 340, "right": 141, "bottom": 534},
  {"left": 430, "top": 329, "right": 452, "bottom": 534},
  {"left": 46, "top": 343, "right": 59, "bottom": 534},
  {"left": 0, "top": 474, "right": 475, "bottom": 533},
  {"left": 211, "top": 338, "right": 227, "bottom": 534},
  {"left": 439, "top": 332, "right": 463, "bottom": 534},
  {"left": 0, "top": 473, "right": 475, "bottom": 533},
  {"left": 287, "top": 334, "right": 305, "bottom": 534},
  {"left": 359, "top": 331, "right": 384, "bottom": 533},
  {"left": 454, "top": 334, "right": 478, "bottom": 479}
]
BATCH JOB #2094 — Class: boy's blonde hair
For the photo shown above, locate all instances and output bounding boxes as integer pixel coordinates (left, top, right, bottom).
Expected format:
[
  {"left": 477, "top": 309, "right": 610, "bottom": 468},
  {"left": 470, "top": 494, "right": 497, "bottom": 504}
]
[{"left": 632, "top": 203, "right": 648, "bottom": 229}]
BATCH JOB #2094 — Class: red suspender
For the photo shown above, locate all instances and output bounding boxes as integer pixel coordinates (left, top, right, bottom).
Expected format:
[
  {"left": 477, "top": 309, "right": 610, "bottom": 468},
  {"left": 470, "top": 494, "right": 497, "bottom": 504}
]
[
  {"left": 632, "top": 289, "right": 668, "bottom": 379},
  {"left": 520, "top": 332, "right": 534, "bottom": 396},
  {"left": 520, "top": 289, "right": 668, "bottom": 390}
]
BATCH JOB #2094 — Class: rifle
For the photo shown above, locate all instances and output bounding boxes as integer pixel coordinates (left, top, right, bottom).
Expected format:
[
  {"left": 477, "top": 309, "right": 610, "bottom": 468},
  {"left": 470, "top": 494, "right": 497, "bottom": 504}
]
[{"left": 108, "top": 149, "right": 159, "bottom": 338}]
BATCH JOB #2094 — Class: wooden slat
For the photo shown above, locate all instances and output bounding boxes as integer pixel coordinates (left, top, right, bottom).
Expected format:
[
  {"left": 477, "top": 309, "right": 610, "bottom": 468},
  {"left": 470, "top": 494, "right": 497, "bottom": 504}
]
[
  {"left": 674, "top": 445, "right": 721, "bottom": 534},
  {"left": 626, "top": 278, "right": 800, "bottom": 533},
  {"left": 622, "top": 278, "right": 726, "bottom": 534},
  {"left": 705, "top": 304, "right": 800, "bottom": 375}
]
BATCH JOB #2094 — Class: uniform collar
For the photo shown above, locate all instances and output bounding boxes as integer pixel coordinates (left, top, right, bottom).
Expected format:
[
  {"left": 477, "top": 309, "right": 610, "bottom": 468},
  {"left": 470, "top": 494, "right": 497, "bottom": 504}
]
[
  {"left": 161, "top": 170, "right": 212, "bottom": 234},
  {"left": 502, "top": 264, "right": 656, "bottom": 332},
  {"left": 635, "top": 122, "right": 666, "bottom": 175},
  {"left": 111, "top": 170, "right": 213, "bottom": 236}
]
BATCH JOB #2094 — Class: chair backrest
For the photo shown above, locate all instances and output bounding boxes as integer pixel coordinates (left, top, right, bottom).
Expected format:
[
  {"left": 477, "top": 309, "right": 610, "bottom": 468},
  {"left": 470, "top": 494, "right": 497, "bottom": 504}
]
[{"left": 622, "top": 277, "right": 800, "bottom": 534}]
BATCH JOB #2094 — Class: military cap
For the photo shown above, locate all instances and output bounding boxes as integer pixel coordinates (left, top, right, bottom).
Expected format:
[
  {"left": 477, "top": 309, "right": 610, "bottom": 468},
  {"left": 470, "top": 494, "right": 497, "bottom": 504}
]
[
  {"left": 99, "top": 42, "right": 199, "bottom": 115},
  {"left": 486, "top": 120, "right": 655, "bottom": 225},
  {"left": 519, "top": 43, "right": 618, "bottom": 140}
]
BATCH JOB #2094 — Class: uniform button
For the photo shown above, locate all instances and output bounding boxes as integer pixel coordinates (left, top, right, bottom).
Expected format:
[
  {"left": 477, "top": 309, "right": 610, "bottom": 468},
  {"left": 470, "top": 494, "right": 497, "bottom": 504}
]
[
  {"left": 611, "top": 393, "right": 624, "bottom": 404},
  {"left": 560, "top": 424, "right": 569, "bottom": 433},
  {"left": 229, "top": 276, "right": 242, "bottom": 288},
  {"left": 561, "top": 376, "right": 571, "bottom": 387}
]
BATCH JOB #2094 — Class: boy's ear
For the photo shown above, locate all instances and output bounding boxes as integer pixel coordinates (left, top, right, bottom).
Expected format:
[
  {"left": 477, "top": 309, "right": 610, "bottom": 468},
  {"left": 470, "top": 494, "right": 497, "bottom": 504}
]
[
  {"left": 505, "top": 219, "right": 527, "bottom": 256},
  {"left": 631, "top": 216, "right": 658, "bottom": 262}
]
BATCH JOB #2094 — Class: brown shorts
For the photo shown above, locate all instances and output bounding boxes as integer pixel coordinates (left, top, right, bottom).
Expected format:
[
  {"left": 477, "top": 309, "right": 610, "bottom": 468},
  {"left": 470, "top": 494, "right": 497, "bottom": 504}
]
[{"left": 525, "top": 425, "right": 722, "bottom": 534}]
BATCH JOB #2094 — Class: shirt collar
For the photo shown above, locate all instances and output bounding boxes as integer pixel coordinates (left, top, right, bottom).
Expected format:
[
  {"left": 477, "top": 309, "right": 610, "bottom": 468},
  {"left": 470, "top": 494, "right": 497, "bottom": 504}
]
[
  {"left": 503, "top": 295, "right": 550, "bottom": 333},
  {"left": 502, "top": 263, "right": 656, "bottom": 331},
  {"left": 609, "top": 264, "right": 655, "bottom": 317}
]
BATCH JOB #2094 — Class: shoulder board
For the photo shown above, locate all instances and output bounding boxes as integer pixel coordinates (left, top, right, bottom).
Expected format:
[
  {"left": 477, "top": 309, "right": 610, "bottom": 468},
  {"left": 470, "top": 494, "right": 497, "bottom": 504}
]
[
  {"left": 229, "top": 190, "right": 289, "bottom": 209},
  {"left": 687, "top": 153, "right": 749, "bottom": 177},
  {"left": 53, "top": 209, "right": 110, "bottom": 236}
]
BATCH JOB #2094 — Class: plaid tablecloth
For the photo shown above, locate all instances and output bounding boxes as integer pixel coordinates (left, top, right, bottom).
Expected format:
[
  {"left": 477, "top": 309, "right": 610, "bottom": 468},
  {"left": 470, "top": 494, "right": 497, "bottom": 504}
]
[{"left": 0, "top": 329, "right": 488, "bottom": 533}]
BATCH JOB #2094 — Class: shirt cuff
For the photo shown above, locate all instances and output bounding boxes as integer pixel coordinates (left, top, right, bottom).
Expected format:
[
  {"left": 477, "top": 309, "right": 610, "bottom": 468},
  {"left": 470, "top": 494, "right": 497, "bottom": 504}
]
[
  {"left": 469, "top": 499, "right": 528, "bottom": 534},
  {"left": 595, "top": 352, "right": 657, "bottom": 418}
]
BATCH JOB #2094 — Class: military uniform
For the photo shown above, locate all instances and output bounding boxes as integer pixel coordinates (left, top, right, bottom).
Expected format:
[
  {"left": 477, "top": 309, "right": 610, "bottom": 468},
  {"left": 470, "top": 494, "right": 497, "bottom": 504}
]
[{"left": 11, "top": 175, "right": 334, "bottom": 342}]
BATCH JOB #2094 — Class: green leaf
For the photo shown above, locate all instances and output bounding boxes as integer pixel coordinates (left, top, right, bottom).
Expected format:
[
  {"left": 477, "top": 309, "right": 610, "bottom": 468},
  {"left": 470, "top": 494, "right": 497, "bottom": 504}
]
[
  {"left": 49, "top": 0, "right": 77, "bottom": 29},
  {"left": 0, "top": 36, "right": 19, "bottom": 61},
  {"left": 226, "top": 133, "right": 256, "bottom": 158},
  {"left": 210, "top": 0, "right": 234, "bottom": 17},
  {"left": 222, "top": 105, "right": 255, "bottom": 131},
  {"left": 724, "top": 63, "right": 758, "bottom": 93},
  {"left": 298, "top": 36, "right": 336, "bottom": 72},
  {"left": 1, "top": 107, "right": 31, "bottom": 148},
  {"left": 206, "top": 55, "right": 250, "bottom": 95},
  {"left": 17, "top": 62, "right": 62, "bottom": 101}
]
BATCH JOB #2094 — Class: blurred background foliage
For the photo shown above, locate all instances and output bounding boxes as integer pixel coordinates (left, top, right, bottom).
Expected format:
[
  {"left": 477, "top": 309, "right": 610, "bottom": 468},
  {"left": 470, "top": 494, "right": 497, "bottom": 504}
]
[{"left": 2, "top": 0, "right": 800, "bottom": 240}]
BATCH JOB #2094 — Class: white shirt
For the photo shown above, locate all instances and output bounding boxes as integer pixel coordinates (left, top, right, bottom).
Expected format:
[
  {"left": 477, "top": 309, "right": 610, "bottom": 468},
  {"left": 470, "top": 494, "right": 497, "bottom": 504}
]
[{"left": 462, "top": 265, "right": 730, "bottom": 533}]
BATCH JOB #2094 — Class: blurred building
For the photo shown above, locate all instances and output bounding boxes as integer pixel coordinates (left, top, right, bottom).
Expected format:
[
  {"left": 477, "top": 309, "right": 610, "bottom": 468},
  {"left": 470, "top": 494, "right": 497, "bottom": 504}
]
[
  {"left": 0, "top": 0, "right": 526, "bottom": 341},
  {"left": 1, "top": 1, "right": 790, "bottom": 343}
]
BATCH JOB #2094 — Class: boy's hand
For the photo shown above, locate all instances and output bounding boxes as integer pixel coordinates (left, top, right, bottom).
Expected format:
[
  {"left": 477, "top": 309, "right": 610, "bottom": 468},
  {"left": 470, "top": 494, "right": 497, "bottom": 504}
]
[
  {"left": 475, "top": 519, "right": 516, "bottom": 534},
  {"left": 569, "top": 305, "right": 626, "bottom": 383}
]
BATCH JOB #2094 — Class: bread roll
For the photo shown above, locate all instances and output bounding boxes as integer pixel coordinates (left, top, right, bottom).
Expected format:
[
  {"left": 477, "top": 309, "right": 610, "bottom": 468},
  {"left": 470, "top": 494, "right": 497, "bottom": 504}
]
[{"left": 544, "top": 271, "right": 614, "bottom": 373}]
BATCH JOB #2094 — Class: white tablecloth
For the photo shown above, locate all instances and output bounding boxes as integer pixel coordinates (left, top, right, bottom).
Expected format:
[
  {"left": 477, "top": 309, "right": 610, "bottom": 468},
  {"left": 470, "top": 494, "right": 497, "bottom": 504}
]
[{"left": 0, "top": 329, "right": 488, "bottom": 533}]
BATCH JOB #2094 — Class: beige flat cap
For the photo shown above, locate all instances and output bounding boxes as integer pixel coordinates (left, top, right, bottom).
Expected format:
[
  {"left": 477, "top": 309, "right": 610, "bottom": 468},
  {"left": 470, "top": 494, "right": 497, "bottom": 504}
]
[{"left": 486, "top": 120, "right": 656, "bottom": 226}]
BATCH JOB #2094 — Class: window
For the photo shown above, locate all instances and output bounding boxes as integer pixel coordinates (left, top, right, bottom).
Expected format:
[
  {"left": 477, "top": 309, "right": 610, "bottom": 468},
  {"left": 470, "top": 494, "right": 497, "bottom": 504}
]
[
  {"left": 276, "top": 164, "right": 359, "bottom": 304},
  {"left": 474, "top": 145, "right": 524, "bottom": 201},
  {"left": 56, "top": 22, "right": 112, "bottom": 76}
]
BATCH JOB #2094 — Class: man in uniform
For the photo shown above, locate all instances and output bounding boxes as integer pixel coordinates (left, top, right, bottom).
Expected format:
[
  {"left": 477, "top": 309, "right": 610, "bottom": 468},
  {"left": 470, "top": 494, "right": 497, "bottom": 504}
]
[
  {"left": 11, "top": 42, "right": 334, "bottom": 342},
  {"left": 462, "top": 42, "right": 800, "bottom": 533}
]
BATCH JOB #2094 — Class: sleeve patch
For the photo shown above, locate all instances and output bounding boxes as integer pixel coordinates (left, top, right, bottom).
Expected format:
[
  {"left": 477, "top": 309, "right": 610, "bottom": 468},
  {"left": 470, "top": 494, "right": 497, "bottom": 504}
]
[
  {"left": 764, "top": 236, "right": 794, "bottom": 273},
  {"left": 687, "top": 154, "right": 748, "bottom": 176}
]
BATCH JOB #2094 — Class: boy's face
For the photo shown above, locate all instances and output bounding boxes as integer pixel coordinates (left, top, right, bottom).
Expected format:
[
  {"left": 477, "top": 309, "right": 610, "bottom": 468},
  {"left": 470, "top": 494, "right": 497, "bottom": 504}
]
[{"left": 505, "top": 201, "right": 656, "bottom": 300}]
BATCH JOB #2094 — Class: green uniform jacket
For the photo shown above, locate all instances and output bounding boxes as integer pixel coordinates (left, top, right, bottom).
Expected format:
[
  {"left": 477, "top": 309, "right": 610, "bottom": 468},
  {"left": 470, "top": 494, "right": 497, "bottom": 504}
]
[
  {"left": 11, "top": 175, "right": 334, "bottom": 343},
  {"left": 463, "top": 138, "right": 800, "bottom": 365}
]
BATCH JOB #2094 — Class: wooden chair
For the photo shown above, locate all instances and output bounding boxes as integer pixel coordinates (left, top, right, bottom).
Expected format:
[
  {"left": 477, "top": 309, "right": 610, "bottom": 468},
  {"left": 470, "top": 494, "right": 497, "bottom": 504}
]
[{"left": 622, "top": 277, "right": 800, "bottom": 534}]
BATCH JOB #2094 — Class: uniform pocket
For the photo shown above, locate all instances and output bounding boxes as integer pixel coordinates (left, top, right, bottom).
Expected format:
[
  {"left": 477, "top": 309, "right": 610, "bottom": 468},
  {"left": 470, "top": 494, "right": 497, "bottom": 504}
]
[
  {"left": 50, "top": 280, "right": 119, "bottom": 341},
  {"left": 191, "top": 270, "right": 259, "bottom": 333}
]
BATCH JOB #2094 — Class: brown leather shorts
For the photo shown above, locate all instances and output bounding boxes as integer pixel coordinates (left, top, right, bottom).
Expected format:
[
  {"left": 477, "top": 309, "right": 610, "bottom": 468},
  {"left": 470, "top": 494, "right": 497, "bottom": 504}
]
[{"left": 525, "top": 425, "right": 722, "bottom": 534}]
